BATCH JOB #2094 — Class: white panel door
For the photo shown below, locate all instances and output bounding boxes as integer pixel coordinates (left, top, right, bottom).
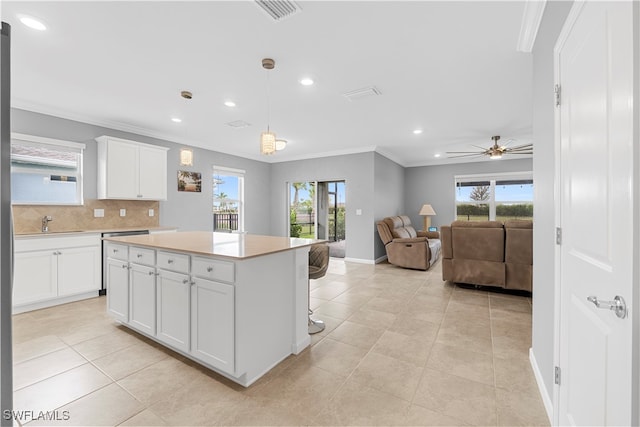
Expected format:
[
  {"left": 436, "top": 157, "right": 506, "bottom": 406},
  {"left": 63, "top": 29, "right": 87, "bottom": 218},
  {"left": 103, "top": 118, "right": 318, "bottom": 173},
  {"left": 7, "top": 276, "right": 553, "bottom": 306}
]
[
  {"left": 129, "top": 263, "right": 156, "bottom": 336},
  {"left": 106, "top": 258, "right": 129, "bottom": 322},
  {"left": 138, "top": 145, "right": 167, "bottom": 200},
  {"left": 13, "top": 250, "right": 56, "bottom": 305},
  {"left": 190, "top": 277, "right": 234, "bottom": 374},
  {"left": 57, "top": 245, "right": 101, "bottom": 296},
  {"left": 156, "top": 269, "right": 190, "bottom": 352},
  {"left": 556, "top": 1, "right": 634, "bottom": 425}
]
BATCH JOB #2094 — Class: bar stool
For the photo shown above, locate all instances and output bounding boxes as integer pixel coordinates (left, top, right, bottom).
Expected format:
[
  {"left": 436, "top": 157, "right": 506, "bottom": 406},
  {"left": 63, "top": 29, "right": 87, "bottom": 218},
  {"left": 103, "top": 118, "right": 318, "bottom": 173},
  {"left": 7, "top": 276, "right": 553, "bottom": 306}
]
[{"left": 308, "top": 243, "right": 329, "bottom": 334}]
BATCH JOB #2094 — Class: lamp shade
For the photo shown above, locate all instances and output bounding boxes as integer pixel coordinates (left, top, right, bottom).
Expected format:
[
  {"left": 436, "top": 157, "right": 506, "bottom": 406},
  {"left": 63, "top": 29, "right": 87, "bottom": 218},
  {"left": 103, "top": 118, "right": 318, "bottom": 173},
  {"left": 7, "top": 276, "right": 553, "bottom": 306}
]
[
  {"left": 260, "top": 131, "right": 276, "bottom": 155},
  {"left": 179, "top": 148, "right": 193, "bottom": 166},
  {"left": 419, "top": 204, "right": 436, "bottom": 216}
]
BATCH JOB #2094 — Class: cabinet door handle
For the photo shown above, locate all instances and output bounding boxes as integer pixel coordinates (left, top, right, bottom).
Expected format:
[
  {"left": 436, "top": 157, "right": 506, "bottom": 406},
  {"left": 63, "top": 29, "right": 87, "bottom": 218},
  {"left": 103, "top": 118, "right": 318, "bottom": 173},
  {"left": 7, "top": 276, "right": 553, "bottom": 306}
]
[
  {"left": 155, "top": 272, "right": 161, "bottom": 277},
  {"left": 148, "top": 271, "right": 154, "bottom": 276},
  {"left": 206, "top": 266, "right": 213, "bottom": 272},
  {"left": 167, "top": 259, "right": 174, "bottom": 264},
  {"left": 137, "top": 194, "right": 143, "bottom": 198},
  {"left": 137, "top": 254, "right": 143, "bottom": 258},
  {"left": 112, "top": 249, "right": 118, "bottom": 253},
  {"left": 191, "top": 281, "right": 196, "bottom": 286},
  {"left": 121, "top": 264, "right": 128, "bottom": 269},
  {"left": 182, "top": 279, "right": 189, "bottom": 284}
]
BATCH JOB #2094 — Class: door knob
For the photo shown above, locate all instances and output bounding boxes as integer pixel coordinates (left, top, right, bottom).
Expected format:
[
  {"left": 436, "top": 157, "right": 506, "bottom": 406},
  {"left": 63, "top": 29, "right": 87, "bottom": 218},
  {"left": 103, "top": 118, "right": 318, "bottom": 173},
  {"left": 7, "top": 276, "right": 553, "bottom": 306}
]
[{"left": 587, "top": 295, "right": 627, "bottom": 319}]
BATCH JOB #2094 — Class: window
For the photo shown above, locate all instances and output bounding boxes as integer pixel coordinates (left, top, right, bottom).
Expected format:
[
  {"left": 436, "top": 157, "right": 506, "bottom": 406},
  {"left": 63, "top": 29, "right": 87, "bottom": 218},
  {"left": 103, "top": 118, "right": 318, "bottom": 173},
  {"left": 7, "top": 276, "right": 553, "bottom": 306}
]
[
  {"left": 213, "top": 166, "right": 244, "bottom": 232},
  {"left": 455, "top": 172, "right": 533, "bottom": 221},
  {"left": 11, "top": 134, "right": 85, "bottom": 205}
]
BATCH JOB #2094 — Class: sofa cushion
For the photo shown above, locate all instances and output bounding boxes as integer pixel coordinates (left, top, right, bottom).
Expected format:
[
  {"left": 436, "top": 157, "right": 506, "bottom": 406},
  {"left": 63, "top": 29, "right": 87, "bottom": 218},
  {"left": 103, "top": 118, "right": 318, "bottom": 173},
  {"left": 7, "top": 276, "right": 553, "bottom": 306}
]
[
  {"left": 505, "top": 221, "right": 533, "bottom": 264},
  {"left": 451, "top": 258, "right": 505, "bottom": 287},
  {"left": 451, "top": 220, "right": 504, "bottom": 228},
  {"left": 384, "top": 216, "right": 402, "bottom": 228},
  {"left": 504, "top": 219, "right": 533, "bottom": 229},
  {"left": 452, "top": 227, "right": 504, "bottom": 262}
]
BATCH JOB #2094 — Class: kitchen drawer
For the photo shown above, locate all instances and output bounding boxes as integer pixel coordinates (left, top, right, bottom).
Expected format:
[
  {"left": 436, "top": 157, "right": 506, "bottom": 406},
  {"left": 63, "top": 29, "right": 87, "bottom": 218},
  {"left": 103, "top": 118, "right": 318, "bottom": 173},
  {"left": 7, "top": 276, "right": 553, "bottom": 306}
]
[
  {"left": 192, "top": 257, "right": 235, "bottom": 284},
  {"left": 129, "top": 246, "right": 155, "bottom": 266},
  {"left": 106, "top": 243, "right": 128, "bottom": 261},
  {"left": 157, "top": 251, "right": 189, "bottom": 274}
]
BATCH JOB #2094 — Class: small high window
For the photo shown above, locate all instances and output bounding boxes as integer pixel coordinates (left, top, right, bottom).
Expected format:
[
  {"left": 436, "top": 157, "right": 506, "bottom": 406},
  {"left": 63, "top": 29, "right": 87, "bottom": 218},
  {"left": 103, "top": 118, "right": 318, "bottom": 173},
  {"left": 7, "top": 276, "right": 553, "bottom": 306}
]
[{"left": 11, "top": 134, "right": 85, "bottom": 205}]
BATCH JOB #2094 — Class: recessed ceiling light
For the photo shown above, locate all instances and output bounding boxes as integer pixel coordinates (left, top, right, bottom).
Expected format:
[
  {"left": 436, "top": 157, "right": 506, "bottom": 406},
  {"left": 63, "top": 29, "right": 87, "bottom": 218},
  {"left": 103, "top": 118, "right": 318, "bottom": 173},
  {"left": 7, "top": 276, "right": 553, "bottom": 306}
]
[
  {"left": 224, "top": 101, "right": 236, "bottom": 107},
  {"left": 300, "top": 78, "right": 314, "bottom": 86},
  {"left": 434, "top": 153, "right": 441, "bottom": 158},
  {"left": 413, "top": 129, "right": 423, "bottom": 135},
  {"left": 171, "top": 117, "right": 182, "bottom": 123},
  {"left": 18, "top": 15, "right": 47, "bottom": 31}
]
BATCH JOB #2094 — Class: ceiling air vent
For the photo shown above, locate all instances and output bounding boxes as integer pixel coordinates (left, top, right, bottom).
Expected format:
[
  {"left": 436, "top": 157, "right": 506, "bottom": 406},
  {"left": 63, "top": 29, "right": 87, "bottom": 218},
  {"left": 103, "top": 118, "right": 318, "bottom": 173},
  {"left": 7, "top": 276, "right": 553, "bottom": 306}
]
[
  {"left": 342, "top": 86, "right": 382, "bottom": 101},
  {"left": 255, "top": 0, "right": 302, "bottom": 22},
  {"left": 225, "top": 120, "right": 251, "bottom": 129}
]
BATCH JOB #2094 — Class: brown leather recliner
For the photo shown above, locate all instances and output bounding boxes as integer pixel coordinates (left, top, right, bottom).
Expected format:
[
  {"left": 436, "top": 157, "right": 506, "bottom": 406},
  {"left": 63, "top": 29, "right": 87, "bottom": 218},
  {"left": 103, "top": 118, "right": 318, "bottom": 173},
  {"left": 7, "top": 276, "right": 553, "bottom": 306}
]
[
  {"left": 376, "top": 215, "right": 441, "bottom": 271},
  {"left": 441, "top": 220, "right": 532, "bottom": 291}
]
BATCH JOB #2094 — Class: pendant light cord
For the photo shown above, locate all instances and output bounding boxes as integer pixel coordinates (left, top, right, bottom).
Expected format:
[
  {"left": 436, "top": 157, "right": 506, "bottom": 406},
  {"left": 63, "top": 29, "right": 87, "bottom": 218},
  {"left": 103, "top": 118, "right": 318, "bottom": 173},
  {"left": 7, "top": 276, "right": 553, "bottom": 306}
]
[{"left": 266, "top": 69, "right": 271, "bottom": 132}]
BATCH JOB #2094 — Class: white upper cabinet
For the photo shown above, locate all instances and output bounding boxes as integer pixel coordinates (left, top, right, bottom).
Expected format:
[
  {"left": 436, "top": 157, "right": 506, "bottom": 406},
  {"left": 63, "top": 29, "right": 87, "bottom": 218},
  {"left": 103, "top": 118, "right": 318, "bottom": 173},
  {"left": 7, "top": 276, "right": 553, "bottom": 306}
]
[{"left": 96, "top": 136, "right": 169, "bottom": 200}]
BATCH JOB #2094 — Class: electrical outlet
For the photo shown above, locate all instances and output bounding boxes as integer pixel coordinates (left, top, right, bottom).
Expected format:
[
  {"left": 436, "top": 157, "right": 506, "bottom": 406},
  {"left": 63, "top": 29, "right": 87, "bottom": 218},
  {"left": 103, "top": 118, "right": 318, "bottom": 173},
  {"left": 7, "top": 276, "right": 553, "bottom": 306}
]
[
  {"left": 94, "top": 209, "right": 104, "bottom": 218},
  {"left": 148, "top": 209, "right": 155, "bottom": 217},
  {"left": 119, "top": 209, "right": 126, "bottom": 217}
]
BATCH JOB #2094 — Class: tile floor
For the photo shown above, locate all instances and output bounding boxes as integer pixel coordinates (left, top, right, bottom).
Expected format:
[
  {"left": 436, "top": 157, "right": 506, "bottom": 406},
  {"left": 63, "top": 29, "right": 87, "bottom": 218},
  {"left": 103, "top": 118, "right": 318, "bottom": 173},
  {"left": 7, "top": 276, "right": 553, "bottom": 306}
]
[{"left": 11, "top": 259, "right": 549, "bottom": 426}]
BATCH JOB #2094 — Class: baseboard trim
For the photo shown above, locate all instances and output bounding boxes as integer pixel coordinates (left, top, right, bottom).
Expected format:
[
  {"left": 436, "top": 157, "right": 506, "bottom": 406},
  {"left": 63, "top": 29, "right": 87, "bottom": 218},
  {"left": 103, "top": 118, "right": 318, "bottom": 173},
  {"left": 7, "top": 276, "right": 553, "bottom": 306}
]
[
  {"left": 529, "top": 347, "right": 553, "bottom": 424},
  {"left": 343, "top": 257, "right": 375, "bottom": 264},
  {"left": 375, "top": 255, "right": 388, "bottom": 264}
]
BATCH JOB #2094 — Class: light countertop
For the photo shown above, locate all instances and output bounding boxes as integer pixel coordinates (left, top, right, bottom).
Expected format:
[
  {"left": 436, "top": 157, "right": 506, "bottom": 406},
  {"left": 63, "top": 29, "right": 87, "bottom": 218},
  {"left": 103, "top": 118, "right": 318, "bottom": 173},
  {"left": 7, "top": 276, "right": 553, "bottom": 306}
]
[
  {"left": 103, "top": 231, "right": 324, "bottom": 260},
  {"left": 15, "top": 226, "right": 178, "bottom": 239}
]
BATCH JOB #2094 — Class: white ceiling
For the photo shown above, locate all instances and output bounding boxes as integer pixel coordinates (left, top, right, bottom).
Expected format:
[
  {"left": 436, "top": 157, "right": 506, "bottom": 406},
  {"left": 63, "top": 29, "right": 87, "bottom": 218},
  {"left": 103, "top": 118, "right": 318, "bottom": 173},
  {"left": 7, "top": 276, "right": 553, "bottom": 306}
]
[{"left": 4, "top": 1, "right": 533, "bottom": 167}]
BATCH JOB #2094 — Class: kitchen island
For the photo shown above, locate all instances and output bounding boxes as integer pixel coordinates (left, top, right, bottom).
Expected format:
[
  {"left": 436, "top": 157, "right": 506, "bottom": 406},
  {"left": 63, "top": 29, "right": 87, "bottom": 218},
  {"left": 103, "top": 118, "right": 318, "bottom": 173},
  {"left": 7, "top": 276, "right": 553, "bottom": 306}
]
[{"left": 102, "top": 231, "right": 321, "bottom": 387}]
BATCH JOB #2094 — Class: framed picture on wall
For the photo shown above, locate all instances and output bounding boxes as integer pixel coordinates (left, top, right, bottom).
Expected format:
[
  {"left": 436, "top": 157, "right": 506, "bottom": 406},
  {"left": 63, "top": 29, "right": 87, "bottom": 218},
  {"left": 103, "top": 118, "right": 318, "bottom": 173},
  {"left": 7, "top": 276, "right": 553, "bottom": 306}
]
[{"left": 178, "top": 171, "right": 202, "bottom": 192}]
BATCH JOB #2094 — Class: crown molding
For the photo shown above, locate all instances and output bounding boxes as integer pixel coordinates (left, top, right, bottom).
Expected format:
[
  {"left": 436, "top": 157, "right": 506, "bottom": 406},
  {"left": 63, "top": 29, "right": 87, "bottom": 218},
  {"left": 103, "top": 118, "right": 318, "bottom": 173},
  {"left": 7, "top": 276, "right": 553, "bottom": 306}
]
[{"left": 516, "top": 0, "right": 547, "bottom": 53}]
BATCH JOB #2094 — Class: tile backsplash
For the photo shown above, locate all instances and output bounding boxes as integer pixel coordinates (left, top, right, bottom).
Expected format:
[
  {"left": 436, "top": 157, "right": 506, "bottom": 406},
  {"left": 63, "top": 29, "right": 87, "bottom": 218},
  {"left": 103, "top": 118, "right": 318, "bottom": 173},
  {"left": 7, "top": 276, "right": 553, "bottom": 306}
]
[{"left": 12, "top": 199, "right": 160, "bottom": 234}]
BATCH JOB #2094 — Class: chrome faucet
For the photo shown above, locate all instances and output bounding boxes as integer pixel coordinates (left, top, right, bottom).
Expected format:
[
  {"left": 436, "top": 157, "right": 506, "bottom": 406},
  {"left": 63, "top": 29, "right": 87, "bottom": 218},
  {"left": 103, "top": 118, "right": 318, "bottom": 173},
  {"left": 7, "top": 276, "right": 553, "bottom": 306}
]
[{"left": 42, "top": 215, "right": 53, "bottom": 233}]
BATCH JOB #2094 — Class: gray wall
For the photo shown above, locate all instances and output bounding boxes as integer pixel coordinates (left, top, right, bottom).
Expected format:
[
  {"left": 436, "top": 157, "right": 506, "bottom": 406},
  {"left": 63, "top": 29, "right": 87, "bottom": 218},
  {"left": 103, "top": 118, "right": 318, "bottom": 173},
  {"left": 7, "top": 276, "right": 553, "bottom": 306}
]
[
  {"left": 11, "top": 109, "right": 272, "bottom": 234},
  {"left": 531, "top": 0, "right": 573, "bottom": 406},
  {"left": 404, "top": 158, "right": 534, "bottom": 230},
  {"left": 270, "top": 152, "right": 376, "bottom": 261},
  {"left": 373, "top": 152, "right": 405, "bottom": 260}
]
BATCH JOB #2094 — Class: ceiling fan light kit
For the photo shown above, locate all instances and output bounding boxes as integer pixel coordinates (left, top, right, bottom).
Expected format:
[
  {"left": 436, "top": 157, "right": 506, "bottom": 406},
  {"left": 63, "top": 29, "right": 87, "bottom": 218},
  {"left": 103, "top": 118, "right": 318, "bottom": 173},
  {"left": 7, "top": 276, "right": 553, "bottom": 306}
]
[{"left": 447, "top": 135, "right": 533, "bottom": 160}]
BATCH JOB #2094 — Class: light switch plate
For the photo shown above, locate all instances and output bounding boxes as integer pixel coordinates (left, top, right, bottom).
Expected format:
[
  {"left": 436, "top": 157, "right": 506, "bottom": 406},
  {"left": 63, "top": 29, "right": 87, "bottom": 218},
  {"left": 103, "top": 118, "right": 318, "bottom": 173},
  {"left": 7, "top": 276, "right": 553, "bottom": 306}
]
[
  {"left": 356, "top": 209, "right": 362, "bottom": 216},
  {"left": 148, "top": 209, "right": 155, "bottom": 217},
  {"left": 119, "top": 209, "right": 126, "bottom": 217},
  {"left": 94, "top": 209, "right": 104, "bottom": 218}
]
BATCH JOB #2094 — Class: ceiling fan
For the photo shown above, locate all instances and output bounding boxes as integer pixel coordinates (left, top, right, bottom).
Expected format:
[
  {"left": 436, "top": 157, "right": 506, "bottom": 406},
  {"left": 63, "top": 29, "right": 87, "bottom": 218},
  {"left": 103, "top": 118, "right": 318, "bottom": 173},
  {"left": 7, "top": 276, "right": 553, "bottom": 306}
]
[{"left": 447, "top": 136, "right": 533, "bottom": 159}]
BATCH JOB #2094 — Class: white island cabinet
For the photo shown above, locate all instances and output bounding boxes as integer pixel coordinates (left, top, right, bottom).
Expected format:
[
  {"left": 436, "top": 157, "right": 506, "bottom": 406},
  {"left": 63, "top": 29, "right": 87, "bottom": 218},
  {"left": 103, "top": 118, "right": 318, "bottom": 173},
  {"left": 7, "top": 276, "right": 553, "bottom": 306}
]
[
  {"left": 13, "top": 233, "right": 101, "bottom": 313},
  {"left": 104, "top": 231, "right": 319, "bottom": 386},
  {"left": 96, "top": 135, "right": 169, "bottom": 200}
]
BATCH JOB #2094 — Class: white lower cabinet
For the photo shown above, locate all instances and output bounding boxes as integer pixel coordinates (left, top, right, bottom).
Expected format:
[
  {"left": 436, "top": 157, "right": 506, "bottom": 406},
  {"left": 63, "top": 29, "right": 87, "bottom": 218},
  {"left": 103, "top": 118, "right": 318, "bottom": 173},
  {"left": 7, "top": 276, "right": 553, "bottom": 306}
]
[
  {"left": 129, "top": 263, "right": 156, "bottom": 336},
  {"left": 13, "top": 250, "right": 57, "bottom": 305},
  {"left": 106, "top": 258, "right": 129, "bottom": 322},
  {"left": 13, "top": 234, "right": 101, "bottom": 313},
  {"left": 190, "top": 277, "right": 235, "bottom": 373},
  {"left": 57, "top": 245, "right": 101, "bottom": 297},
  {"left": 105, "top": 243, "right": 237, "bottom": 377},
  {"left": 156, "top": 269, "right": 190, "bottom": 353}
]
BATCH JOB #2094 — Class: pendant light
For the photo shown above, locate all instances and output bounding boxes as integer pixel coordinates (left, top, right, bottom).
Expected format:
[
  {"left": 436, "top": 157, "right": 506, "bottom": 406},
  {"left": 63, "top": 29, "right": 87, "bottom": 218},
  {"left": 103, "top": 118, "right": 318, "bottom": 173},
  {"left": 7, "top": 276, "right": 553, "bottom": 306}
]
[{"left": 260, "top": 58, "right": 276, "bottom": 155}]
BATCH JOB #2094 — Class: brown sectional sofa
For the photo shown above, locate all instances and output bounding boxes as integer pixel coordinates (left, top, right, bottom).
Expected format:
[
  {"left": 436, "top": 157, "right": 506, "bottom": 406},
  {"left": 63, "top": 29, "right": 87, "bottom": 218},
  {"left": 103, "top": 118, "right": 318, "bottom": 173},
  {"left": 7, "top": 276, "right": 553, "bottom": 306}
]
[
  {"left": 441, "top": 220, "right": 532, "bottom": 292},
  {"left": 376, "top": 215, "right": 441, "bottom": 271}
]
